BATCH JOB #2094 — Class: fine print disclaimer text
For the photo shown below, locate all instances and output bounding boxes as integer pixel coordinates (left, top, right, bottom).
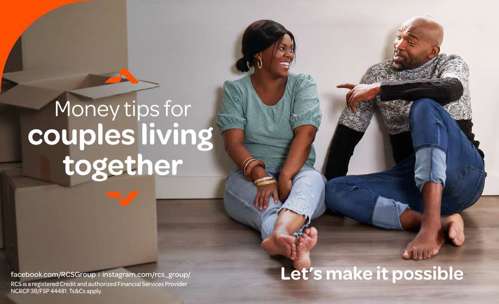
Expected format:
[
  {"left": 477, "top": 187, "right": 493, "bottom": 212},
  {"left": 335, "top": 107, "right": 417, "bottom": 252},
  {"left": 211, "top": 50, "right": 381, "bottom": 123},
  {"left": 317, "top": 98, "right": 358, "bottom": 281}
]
[
  {"left": 10, "top": 271, "right": 191, "bottom": 296},
  {"left": 281, "top": 266, "right": 464, "bottom": 284}
]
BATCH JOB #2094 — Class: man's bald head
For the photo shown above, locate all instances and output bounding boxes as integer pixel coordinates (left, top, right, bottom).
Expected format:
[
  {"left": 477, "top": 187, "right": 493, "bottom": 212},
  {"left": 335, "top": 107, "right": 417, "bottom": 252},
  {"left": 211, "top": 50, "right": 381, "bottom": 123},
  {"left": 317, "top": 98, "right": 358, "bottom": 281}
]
[
  {"left": 401, "top": 16, "right": 444, "bottom": 47},
  {"left": 392, "top": 16, "right": 444, "bottom": 70}
]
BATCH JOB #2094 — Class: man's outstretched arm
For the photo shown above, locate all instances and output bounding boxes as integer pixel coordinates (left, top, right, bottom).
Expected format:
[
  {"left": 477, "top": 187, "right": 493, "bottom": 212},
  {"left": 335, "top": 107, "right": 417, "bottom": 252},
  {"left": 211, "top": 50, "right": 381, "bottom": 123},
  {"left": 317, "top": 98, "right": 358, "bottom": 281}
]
[
  {"left": 379, "top": 77, "right": 463, "bottom": 105},
  {"left": 342, "top": 77, "right": 464, "bottom": 112}
]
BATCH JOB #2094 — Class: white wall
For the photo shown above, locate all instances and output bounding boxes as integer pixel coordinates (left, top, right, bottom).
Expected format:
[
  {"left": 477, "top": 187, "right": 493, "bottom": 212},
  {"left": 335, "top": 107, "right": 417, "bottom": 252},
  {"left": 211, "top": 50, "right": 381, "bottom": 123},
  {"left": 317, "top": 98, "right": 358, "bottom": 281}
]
[
  {"left": 127, "top": 0, "right": 499, "bottom": 198},
  {"left": 22, "top": 0, "right": 127, "bottom": 74}
]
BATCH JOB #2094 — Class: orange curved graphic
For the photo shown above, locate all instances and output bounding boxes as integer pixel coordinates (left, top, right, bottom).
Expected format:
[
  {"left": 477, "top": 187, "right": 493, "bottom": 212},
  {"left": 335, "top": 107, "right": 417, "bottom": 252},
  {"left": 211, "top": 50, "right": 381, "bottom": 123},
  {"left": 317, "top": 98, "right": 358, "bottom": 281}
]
[
  {"left": 0, "top": 0, "right": 85, "bottom": 90},
  {"left": 105, "top": 68, "right": 139, "bottom": 84}
]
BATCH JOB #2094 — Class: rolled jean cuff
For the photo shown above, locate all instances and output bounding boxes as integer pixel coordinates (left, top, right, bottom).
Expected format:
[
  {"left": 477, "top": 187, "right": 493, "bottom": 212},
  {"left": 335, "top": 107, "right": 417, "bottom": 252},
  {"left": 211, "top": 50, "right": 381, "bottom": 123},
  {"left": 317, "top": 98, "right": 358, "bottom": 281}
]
[
  {"left": 414, "top": 147, "right": 447, "bottom": 191},
  {"left": 371, "top": 196, "right": 409, "bottom": 230}
]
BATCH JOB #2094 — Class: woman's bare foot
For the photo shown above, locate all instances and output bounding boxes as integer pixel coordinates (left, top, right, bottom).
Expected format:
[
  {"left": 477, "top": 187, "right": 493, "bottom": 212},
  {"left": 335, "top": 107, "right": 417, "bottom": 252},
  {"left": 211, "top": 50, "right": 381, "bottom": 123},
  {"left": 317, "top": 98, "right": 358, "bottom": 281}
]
[
  {"left": 402, "top": 224, "right": 444, "bottom": 260},
  {"left": 442, "top": 213, "right": 465, "bottom": 246},
  {"left": 261, "top": 233, "right": 297, "bottom": 260},
  {"left": 293, "top": 227, "right": 318, "bottom": 270}
]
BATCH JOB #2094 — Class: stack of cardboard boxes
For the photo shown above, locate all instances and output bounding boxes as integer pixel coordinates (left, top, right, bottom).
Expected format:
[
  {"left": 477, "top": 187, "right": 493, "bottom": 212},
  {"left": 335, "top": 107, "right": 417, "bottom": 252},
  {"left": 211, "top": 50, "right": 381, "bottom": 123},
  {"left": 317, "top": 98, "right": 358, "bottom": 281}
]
[
  {"left": 0, "top": 70, "right": 159, "bottom": 281},
  {"left": 0, "top": 67, "right": 23, "bottom": 247},
  {"left": 0, "top": 102, "right": 22, "bottom": 250}
]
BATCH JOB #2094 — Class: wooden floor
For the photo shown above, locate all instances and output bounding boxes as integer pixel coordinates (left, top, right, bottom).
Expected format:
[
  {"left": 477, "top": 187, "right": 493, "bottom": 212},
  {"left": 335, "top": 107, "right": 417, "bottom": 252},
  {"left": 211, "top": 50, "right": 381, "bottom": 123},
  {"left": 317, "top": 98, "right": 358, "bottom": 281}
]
[{"left": 1, "top": 196, "right": 499, "bottom": 303}]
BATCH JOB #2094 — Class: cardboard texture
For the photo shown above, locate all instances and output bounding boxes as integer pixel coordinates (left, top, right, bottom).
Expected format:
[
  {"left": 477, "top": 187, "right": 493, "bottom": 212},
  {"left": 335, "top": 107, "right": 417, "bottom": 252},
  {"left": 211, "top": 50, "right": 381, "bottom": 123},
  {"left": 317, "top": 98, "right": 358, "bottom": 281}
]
[
  {"left": 1, "top": 171, "right": 158, "bottom": 281},
  {"left": 0, "top": 70, "right": 158, "bottom": 186},
  {"left": 0, "top": 105, "right": 21, "bottom": 163},
  {"left": 0, "top": 163, "right": 21, "bottom": 249},
  {"left": 8, "top": 268, "right": 183, "bottom": 304}
]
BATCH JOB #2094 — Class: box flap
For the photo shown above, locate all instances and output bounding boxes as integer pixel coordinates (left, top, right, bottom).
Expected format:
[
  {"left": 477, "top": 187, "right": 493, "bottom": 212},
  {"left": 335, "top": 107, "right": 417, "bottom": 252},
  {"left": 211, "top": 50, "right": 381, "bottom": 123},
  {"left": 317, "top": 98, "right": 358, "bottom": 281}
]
[
  {"left": 68, "top": 80, "right": 159, "bottom": 99},
  {"left": 0, "top": 84, "right": 62, "bottom": 110},
  {"left": 3, "top": 69, "right": 85, "bottom": 85}
]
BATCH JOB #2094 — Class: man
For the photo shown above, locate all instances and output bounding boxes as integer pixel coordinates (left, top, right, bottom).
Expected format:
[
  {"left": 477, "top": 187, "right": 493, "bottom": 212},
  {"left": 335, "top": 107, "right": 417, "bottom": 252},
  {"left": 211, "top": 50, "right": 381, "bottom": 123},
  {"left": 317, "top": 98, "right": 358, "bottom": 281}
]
[{"left": 324, "top": 16, "right": 486, "bottom": 260}]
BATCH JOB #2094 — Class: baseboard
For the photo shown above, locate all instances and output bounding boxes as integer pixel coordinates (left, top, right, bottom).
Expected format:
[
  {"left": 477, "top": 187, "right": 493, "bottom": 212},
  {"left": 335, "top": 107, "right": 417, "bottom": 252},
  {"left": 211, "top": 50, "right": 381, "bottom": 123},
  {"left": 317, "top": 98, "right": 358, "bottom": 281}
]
[
  {"left": 155, "top": 176, "right": 225, "bottom": 199},
  {"left": 483, "top": 174, "right": 499, "bottom": 195},
  {"left": 156, "top": 173, "right": 499, "bottom": 199}
]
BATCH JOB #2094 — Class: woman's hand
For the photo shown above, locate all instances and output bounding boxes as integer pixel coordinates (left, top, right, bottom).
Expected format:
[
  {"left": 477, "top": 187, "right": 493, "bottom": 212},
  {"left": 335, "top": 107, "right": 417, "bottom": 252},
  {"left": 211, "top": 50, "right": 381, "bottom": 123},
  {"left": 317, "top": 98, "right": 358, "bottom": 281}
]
[
  {"left": 254, "top": 182, "right": 279, "bottom": 211},
  {"left": 278, "top": 176, "right": 293, "bottom": 202}
]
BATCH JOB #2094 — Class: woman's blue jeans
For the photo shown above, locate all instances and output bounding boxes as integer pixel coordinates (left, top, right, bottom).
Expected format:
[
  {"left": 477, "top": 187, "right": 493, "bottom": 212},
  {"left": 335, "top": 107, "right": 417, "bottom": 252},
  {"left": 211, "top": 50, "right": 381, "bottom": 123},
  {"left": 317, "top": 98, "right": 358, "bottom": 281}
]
[
  {"left": 325, "top": 98, "right": 486, "bottom": 230},
  {"left": 223, "top": 166, "right": 326, "bottom": 239}
]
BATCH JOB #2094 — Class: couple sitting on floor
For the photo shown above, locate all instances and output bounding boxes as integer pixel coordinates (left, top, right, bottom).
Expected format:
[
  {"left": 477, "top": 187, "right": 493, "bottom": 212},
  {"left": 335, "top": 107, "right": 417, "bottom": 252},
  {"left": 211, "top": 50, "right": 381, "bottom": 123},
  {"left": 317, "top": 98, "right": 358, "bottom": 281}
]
[{"left": 216, "top": 17, "right": 486, "bottom": 270}]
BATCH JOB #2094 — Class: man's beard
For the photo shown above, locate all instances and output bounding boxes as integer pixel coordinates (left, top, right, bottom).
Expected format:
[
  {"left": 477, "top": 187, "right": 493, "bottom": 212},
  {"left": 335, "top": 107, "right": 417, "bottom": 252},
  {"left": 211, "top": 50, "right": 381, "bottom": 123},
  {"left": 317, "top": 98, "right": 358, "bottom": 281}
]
[{"left": 392, "top": 56, "right": 421, "bottom": 70}]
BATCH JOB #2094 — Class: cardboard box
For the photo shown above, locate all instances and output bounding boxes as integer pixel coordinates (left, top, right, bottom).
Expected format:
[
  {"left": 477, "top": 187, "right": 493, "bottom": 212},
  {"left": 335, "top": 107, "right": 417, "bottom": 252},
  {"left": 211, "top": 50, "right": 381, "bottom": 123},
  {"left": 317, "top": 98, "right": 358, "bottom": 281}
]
[
  {"left": 1, "top": 170, "right": 158, "bottom": 281},
  {"left": 0, "top": 162, "right": 21, "bottom": 249},
  {"left": 0, "top": 70, "right": 158, "bottom": 186},
  {"left": 0, "top": 104, "right": 21, "bottom": 163}
]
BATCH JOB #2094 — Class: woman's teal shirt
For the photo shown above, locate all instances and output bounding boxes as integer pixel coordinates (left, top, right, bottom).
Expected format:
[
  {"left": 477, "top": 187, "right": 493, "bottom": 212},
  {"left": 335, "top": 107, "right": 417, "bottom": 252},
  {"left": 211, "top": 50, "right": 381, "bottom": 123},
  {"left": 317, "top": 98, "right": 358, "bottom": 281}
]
[{"left": 217, "top": 73, "right": 321, "bottom": 169}]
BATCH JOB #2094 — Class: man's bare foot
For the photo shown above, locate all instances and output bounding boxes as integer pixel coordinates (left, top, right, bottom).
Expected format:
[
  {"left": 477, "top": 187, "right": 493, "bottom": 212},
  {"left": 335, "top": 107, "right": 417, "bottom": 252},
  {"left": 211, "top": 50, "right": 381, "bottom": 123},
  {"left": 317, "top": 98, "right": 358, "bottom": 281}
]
[
  {"left": 402, "top": 224, "right": 444, "bottom": 260},
  {"left": 294, "top": 227, "right": 318, "bottom": 270},
  {"left": 442, "top": 213, "right": 465, "bottom": 246},
  {"left": 261, "top": 233, "right": 297, "bottom": 260}
]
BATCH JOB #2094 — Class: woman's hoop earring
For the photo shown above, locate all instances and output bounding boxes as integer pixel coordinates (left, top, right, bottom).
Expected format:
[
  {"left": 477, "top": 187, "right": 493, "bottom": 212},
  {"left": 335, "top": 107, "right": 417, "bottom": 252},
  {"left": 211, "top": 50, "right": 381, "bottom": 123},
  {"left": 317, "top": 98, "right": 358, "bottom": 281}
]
[{"left": 256, "top": 57, "right": 263, "bottom": 69}]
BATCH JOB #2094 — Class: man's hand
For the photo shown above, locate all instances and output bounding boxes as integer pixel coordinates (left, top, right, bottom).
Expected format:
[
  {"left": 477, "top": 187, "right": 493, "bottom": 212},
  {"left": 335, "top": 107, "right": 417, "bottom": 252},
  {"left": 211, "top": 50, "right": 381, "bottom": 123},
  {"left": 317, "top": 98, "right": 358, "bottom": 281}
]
[
  {"left": 278, "top": 176, "right": 293, "bottom": 202},
  {"left": 337, "top": 83, "right": 381, "bottom": 112}
]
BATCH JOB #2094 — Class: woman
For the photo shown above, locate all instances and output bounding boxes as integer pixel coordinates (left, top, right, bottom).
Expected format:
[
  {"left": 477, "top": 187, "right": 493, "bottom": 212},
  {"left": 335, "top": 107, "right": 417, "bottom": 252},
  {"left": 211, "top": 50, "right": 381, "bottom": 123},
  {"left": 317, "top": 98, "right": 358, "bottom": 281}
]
[{"left": 217, "top": 20, "right": 326, "bottom": 269}]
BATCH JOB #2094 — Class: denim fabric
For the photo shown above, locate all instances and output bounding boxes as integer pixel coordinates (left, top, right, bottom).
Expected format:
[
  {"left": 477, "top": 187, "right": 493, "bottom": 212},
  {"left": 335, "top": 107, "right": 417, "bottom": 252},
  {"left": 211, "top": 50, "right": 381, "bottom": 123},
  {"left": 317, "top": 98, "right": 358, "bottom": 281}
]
[
  {"left": 414, "top": 147, "right": 447, "bottom": 191},
  {"left": 372, "top": 196, "right": 409, "bottom": 229},
  {"left": 223, "top": 166, "right": 326, "bottom": 239},
  {"left": 326, "top": 98, "right": 486, "bottom": 230}
]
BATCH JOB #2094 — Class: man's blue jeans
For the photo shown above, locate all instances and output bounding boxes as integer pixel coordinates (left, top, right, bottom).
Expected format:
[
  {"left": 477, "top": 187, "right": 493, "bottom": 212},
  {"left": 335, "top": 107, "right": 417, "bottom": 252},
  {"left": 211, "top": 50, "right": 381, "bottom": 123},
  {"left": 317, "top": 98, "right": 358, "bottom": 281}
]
[{"left": 326, "top": 99, "right": 486, "bottom": 229}]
